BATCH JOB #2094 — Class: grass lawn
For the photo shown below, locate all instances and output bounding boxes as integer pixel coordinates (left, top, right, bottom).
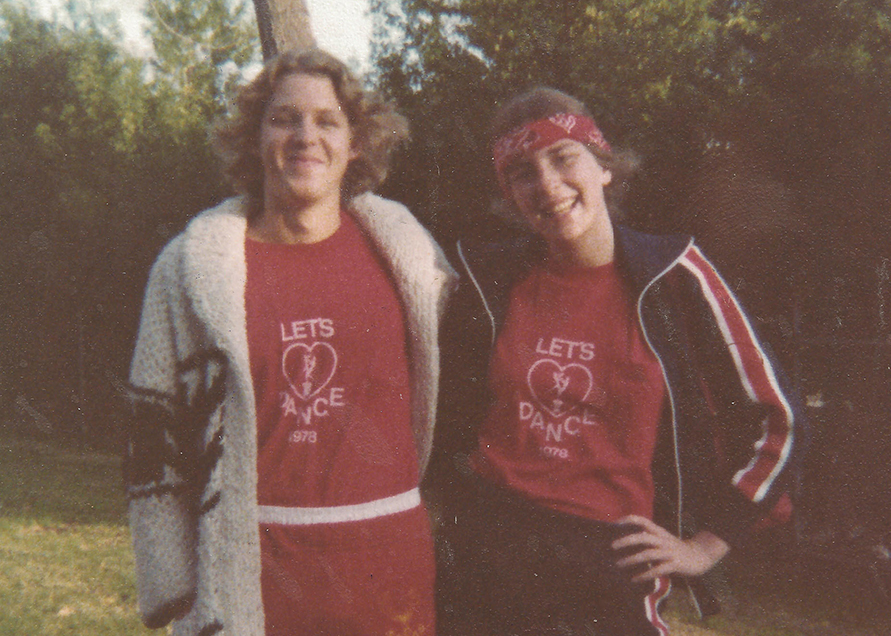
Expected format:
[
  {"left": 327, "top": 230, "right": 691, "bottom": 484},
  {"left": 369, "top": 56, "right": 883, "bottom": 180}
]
[
  {"left": 0, "top": 431, "right": 153, "bottom": 635},
  {"left": 0, "top": 426, "right": 886, "bottom": 635}
]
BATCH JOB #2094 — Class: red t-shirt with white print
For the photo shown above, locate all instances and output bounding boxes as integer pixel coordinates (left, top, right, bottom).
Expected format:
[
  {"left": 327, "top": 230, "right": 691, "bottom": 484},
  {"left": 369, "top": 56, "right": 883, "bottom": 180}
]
[
  {"left": 246, "top": 212, "right": 420, "bottom": 506},
  {"left": 473, "top": 261, "right": 666, "bottom": 523},
  {"left": 245, "top": 212, "right": 434, "bottom": 636}
]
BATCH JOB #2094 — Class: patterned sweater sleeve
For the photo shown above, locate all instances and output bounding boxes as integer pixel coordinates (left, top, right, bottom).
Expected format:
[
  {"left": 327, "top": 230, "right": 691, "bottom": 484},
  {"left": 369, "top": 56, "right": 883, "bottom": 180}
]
[{"left": 124, "top": 237, "right": 199, "bottom": 628}]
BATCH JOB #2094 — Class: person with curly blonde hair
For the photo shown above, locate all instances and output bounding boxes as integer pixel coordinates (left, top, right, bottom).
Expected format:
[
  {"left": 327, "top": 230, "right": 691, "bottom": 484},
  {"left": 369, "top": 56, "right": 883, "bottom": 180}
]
[
  {"left": 125, "top": 48, "right": 455, "bottom": 636},
  {"left": 214, "top": 49, "right": 409, "bottom": 217}
]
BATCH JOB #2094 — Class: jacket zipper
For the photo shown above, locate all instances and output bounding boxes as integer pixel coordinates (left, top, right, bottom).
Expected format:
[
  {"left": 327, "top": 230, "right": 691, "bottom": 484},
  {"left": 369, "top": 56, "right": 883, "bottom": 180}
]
[
  {"left": 457, "top": 240, "right": 498, "bottom": 347},
  {"left": 634, "top": 240, "right": 693, "bottom": 541}
]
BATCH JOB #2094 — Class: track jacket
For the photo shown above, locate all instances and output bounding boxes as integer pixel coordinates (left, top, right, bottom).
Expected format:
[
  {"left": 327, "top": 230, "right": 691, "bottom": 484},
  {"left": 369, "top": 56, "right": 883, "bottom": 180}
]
[
  {"left": 124, "top": 194, "right": 456, "bottom": 636},
  {"left": 429, "top": 225, "right": 799, "bottom": 547}
]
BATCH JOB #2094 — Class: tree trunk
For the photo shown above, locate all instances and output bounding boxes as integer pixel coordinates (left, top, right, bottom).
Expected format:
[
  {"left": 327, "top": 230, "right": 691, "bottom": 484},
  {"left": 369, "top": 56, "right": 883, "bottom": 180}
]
[{"left": 252, "top": 0, "right": 316, "bottom": 60}]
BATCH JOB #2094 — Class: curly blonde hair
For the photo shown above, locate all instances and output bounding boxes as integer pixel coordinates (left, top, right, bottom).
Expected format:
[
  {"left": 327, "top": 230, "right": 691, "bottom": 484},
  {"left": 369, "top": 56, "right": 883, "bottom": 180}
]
[{"left": 213, "top": 49, "right": 409, "bottom": 216}]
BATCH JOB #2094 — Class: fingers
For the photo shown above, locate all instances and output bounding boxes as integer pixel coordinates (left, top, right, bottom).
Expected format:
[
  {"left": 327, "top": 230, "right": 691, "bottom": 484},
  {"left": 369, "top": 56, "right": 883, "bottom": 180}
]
[
  {"left": 612, "top": 531, "right": 659, "bottom": 551},
  {"left": 610, "top": 520, "right": 727, "bottom": 579},
  {"left": 615, "top": 549, "right": 675, "bottom": 582},
  {"left": 611, "top": 517, "right": 672, "bottom": 552},
  {"left": 611, "top": 517, "right": 688, "bottom": 579},
  {"left": 618, "top": 515, "right": 675, "bottom": 539},
  {"left": 616, "top": 546, "right": 664, "bottom": 568},
  {"left": 617, "top": 515, "right": 660, "bottom": 531}
]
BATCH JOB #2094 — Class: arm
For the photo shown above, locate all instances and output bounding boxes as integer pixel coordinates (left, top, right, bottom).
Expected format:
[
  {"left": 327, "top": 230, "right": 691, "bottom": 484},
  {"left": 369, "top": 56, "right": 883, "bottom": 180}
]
[
  {"left": 124, "top": 240, "right": 198, "bottom": 628},
  {"left": 678, "top": 246, "right": 799, "bottom": 543}
]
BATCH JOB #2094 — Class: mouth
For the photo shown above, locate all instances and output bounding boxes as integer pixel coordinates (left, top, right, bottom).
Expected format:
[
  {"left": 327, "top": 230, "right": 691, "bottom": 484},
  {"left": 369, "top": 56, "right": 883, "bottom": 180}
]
[
  {"left": 286, "top": 153, "right": 325, "bottom": 168},
  {"left": 538, "top": 197, "right": 577, "bottom": 219}
]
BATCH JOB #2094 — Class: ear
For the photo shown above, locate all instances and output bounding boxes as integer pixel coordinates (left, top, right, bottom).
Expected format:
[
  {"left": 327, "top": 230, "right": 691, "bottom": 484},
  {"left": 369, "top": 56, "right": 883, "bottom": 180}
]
[{"left": 601, "top": 168, "right": 613, "bottom": 186}]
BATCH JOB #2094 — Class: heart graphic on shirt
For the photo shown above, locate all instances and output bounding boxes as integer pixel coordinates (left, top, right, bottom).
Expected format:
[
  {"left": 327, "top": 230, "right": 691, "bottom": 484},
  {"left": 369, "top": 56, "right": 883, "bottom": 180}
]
[
  {"left": 282, "top": 342, "right": 338, "bottom": 401},
  {"left": 527, "top": 359, "right": 593, "bottom": 417}
]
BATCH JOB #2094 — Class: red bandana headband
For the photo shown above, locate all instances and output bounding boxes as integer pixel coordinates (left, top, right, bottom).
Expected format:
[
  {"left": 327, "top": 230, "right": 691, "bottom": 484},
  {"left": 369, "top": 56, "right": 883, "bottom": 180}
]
[{"left": 493, "top": 113, "right": 611, "bottom": 195}]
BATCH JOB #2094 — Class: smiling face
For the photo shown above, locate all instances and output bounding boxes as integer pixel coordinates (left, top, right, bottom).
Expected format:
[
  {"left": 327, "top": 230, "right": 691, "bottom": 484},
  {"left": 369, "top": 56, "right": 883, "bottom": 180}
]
[
  {"left": 504, "top": 138, "right": 613, "bottom": 252},
  {"left": 259, "top": 73, "right": 356, "bottom": 215}
]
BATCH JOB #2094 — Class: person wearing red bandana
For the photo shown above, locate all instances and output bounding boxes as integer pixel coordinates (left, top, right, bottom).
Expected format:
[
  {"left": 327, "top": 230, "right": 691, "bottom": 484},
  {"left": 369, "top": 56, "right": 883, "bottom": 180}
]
[{"left": 428, "top": 87, "right": 801, "bottom": 635}]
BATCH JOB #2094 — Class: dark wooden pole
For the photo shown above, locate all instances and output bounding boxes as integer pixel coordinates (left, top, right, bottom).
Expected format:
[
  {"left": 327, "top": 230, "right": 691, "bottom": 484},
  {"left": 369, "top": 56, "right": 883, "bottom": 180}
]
[{"left": 252, "top": 0, "right": 316, "bottom": 61}]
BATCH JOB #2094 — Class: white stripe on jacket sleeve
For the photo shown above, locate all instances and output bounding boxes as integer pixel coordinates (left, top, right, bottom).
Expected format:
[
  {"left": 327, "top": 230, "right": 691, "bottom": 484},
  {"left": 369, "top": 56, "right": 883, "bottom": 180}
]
[{"left": 679, "top": 246, "right": 794, "bottom": 503}]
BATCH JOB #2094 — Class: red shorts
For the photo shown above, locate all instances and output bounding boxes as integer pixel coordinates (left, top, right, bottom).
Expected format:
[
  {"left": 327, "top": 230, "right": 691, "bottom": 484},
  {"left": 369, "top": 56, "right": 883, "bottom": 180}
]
[{"left": 260, "top": 504, "right": 436, "bottom": 636}]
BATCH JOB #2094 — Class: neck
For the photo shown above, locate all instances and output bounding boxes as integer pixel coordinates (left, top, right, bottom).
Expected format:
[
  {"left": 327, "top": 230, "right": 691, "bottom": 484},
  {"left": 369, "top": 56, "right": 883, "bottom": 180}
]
[
  {"left": 547, "top": 217, "right": 615, "bottom": 270},
  {"left": 249, "top": 191, "right": 342, "bottom": 244}
]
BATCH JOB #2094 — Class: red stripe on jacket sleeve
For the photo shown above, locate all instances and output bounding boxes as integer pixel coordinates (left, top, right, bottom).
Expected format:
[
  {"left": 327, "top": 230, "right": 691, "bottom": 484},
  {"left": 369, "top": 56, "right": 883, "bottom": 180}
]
[{"left": 679, "top": 246, "right": 794, "bottom": 503}]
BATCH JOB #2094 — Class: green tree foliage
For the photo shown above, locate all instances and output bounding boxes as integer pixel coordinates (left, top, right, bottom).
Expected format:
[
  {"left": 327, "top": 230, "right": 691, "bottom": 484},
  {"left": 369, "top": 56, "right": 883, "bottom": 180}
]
[
  {"left": 138, "top": 0, "right": 259, "bottom": 261},
  {"left": 0, "top": 2, "right": 147, "bottom": 437},
  {"left": 740, "top": 0, "right": 891, "bottom": 229},
  {"left": 371, "top": 0, "right": 891, "bottom": 251},
  {"left": 371, "top": 0, "right": 497, "bottom": 241},
  {"left": 373, "top": 0, "right": 891, "bottom": 362},
  {"left": 371, "top": 0, "right": 769, "bottom": 240},
  {"left": 146, "top": 0, "right": 258, "bottom": 136},
  {"left": 447, "top": 0, "right": 761, "bottom": 146},
  {"left": 0, "top": 0, "right": 258, "bottom": 443}
]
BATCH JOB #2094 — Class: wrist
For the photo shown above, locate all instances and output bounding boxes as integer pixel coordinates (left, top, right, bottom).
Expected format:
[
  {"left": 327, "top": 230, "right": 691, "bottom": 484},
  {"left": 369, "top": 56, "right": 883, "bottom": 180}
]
[{"left": 690, "top": 530, "right": 730, "bottom": 567}]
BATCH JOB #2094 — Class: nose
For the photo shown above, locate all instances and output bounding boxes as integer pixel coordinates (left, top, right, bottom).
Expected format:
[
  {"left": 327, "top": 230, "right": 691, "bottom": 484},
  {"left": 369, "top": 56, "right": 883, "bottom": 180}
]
[
  {"left": 533, "top": 162, "right": 562, "bottom": 198},
  {"left": 290, "top": 120, "right": 319, "bottom": 146}
]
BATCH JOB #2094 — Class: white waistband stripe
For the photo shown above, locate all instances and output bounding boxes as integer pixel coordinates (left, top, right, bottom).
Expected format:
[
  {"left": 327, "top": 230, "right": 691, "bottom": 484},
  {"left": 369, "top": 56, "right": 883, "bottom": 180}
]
[{"left": 258, "top": 488, "right": 421, "bottom": 525}]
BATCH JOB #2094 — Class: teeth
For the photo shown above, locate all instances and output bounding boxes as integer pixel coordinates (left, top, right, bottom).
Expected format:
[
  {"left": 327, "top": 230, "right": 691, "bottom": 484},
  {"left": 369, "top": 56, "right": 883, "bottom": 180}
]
[{"left": 541, "top": 199, "right": 575, "bottom": 217}]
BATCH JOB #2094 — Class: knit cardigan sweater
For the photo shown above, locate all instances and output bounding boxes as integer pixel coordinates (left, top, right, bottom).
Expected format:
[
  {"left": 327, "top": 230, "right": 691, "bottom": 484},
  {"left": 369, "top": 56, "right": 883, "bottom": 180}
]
[{"left": 124, "top": 194, "right": 457, "bottom": 635}]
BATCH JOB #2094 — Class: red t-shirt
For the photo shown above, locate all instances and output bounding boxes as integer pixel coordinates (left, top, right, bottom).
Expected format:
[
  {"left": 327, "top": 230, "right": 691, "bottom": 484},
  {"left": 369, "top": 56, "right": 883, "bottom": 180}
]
[
  {"left": 245, "top": 213, "right": 434, "bottom": 636},
  {"left": 473, "top": 261, "right": 666, "bottom": 522},
  {"left": 246, "top": 213, "right": 419, "bottom": 506}
]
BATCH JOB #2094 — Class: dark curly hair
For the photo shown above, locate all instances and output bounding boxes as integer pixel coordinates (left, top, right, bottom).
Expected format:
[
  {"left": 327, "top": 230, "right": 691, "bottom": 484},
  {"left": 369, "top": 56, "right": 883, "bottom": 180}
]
[
  {"left": 491, "top": 87, "right": 638, "bottom": 221},
  {"left": 213, "top": 48, "right": 409, "bottom": 216}
]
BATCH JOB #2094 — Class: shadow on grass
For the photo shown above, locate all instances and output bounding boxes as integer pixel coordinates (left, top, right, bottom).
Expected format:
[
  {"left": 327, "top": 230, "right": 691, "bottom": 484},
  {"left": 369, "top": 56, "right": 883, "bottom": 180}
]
[
  {"left": 0, "top": 427, "right": 127, "bottom": 526},
  {"left": 0, "top": 427, "right": 154, "bottom": 635},
  {"left": 1, "top": 426, "right": 888, "bottom": 635}
]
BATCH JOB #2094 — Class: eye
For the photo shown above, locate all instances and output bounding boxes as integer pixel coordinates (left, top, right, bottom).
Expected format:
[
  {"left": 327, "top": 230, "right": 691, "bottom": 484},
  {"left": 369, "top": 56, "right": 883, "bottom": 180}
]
[
  {"left": 267, "top": 110, "right": 301, "bottom": 128},
  {"left": 317, "top": 112, "right": 344, "bottom": 129},
  {"left": 552, "top": 150, "right": 578, "bottom": 167}
]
